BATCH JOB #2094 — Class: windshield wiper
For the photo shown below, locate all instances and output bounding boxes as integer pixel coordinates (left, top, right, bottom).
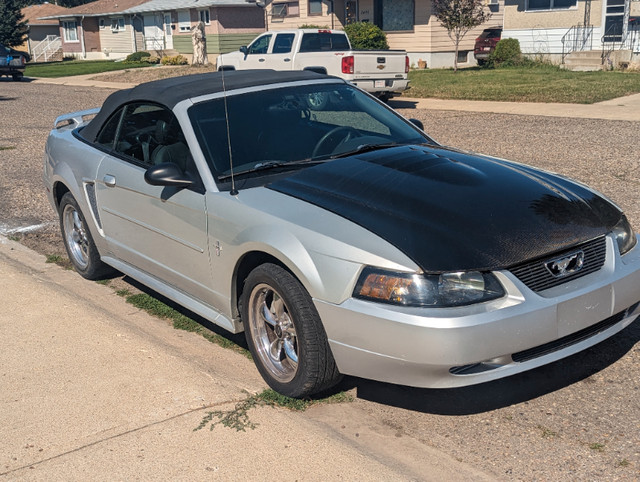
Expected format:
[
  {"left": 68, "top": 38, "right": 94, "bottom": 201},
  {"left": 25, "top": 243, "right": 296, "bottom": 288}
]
[
  {"left": 218, "top": 159, "right": 327, "bottom": 181},
  {"left": 326, "top": 142, "right": 404, "bottom": 160}
]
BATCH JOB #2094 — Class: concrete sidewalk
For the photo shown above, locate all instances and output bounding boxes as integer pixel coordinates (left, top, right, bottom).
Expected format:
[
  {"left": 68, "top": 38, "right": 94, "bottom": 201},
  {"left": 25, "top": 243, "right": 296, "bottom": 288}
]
[
  {"left": 29, "top": 72, "right": 640, "bottom": 121},
  {"left": 0, "top": 237, "right": 492, "bottom": 481},
  {"left": 391, "top": 94, "right": 640, "bottom": 122}
]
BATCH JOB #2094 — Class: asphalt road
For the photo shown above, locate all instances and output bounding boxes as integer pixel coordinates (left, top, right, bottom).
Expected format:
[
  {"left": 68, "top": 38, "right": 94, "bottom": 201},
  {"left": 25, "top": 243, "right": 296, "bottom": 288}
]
[{"left": 1, "top": 79, "right": 639, "bottom": 480}]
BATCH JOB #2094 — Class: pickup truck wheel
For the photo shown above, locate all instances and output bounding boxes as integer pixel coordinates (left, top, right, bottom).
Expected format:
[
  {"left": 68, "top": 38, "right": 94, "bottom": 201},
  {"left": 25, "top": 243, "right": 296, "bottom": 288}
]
[
  {"left": 59, "top": 192, "right": 113, "bottom": 280},
  {"left": 306, "top": 92, "right": 328, "bottom": 110},
  {"left": 12, "top": 73, "right": 23, "bottom": 81},
  {"left": 242, "top": 263, "right": 342, "bottom": 398}
]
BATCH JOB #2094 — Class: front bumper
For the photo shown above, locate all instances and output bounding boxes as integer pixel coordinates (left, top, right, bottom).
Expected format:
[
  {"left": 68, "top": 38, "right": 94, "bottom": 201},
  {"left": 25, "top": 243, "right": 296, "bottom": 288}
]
[{"left": 315, "top": 235, "right": 640, "bottom": 388}]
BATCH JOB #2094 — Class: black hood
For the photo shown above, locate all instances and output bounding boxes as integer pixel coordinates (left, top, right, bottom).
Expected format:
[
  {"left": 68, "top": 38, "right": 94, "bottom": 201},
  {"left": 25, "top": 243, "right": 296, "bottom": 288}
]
[{"left": 268, "top": 145, "right": 622, "bottom": 273}]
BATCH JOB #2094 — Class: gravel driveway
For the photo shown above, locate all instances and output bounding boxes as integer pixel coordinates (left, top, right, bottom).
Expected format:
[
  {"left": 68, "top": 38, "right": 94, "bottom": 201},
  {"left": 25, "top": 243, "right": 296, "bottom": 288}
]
[{"left": 1, "top": 78, "right": 638, "bottom": 480}]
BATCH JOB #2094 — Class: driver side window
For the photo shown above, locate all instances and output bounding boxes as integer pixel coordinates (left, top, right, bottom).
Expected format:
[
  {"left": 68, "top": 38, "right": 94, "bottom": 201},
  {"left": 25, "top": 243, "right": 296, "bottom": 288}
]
[
  {"left": 96, "top": 103, "right": 191, "bottom": 170},
  {"left": 248, "top": 34, "right": 271, "bottom": 54}
]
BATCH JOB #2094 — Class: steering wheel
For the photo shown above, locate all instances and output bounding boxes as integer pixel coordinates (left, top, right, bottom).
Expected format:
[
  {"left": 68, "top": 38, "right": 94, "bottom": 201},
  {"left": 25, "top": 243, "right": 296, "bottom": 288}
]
[{"left": 311, "top": 126, "right": 361, "bottom": 158}]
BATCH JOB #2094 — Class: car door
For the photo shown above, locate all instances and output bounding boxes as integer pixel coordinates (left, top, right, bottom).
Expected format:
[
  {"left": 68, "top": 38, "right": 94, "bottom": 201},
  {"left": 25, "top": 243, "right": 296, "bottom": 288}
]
[
  {"left": 93, "top": 102, "right": 213, "bottom": 303},
  {"left": 269, "top": 33, "right": 296, "bottom": 70},
  {"left": 240, "top": 33, "right": 272, "bottom": 69}
]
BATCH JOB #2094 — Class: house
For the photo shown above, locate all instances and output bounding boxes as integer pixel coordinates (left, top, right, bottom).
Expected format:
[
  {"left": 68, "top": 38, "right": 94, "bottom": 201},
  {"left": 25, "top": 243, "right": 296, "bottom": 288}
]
[
  {"left": 261, "top": 0, "right": 503, "bottom": 68},
  {"left": 40, "top": 0, "right": 265, "bottom": 62},
  {"left": 20, "top": 3, "right": 69, "bottom": 61},
  {"left": 501, "top": 0, "right": 640, "bottom": 66}
]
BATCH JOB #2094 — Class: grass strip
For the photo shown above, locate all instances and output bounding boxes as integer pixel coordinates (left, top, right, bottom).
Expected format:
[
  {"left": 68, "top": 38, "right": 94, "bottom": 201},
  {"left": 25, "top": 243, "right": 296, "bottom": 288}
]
[
  {"left": 407, "top": 65, "right": 640, "bottom": 104},
  {"left": 122, "top": 291, "right": 251, "bottom": 359},
  {"left": 25, "top": 60, "right": 152, "bottom": 78}
]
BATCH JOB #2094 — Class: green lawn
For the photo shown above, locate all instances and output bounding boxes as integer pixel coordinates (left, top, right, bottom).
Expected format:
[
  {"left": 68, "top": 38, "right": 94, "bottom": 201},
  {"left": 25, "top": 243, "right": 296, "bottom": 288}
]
[
  {"left": 407, "top": 65, "right": 640, "bottom": 104},
  {"left": 25, "top": 60, "right": 152, "bottom": 78}
]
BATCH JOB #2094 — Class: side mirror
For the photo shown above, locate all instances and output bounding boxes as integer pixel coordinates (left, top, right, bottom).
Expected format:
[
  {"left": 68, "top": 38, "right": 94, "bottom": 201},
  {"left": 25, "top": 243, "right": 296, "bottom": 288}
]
[
  {"left": 144, "top": 163, "right": 193, "bottom": 188},
  {"left": 409, "top": 118, "right": 424, "bottom": 131},
  {"left": 240, "top": 45, "right": 248, "bottom": 57}
]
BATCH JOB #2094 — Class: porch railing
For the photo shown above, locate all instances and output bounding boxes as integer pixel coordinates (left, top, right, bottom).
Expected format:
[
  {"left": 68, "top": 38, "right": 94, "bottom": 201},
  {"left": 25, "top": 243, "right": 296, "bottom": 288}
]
[
  {"left": 600, "top": 22, "right": 639, "bottom": 65},
  {"left": 561, "top": 25, "right": 594, "bottom": 63},
  {"left": 31, "top": 35, "right": 62, "bottom": 63}
]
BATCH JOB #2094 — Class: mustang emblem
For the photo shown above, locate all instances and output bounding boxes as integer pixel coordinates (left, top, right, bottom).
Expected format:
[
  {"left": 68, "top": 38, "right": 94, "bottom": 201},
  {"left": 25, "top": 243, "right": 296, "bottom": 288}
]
[{"left": 545, "top": 251, "right": 585, "bottom": 278}]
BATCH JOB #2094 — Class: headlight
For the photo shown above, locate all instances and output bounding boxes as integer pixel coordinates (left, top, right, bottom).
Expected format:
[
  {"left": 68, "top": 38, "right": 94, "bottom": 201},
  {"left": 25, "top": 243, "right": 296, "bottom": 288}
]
[
  {"left": 612, "top": 215, "right": 637, "bottom": 255},
  {"left": 353, "top": 267, "right": 505, "bottom": 307}
]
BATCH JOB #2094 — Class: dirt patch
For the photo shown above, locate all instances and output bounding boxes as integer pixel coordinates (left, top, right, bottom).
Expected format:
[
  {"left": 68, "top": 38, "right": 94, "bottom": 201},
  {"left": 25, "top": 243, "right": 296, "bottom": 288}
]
[{"left": 91, "top": 64, "right": 217, "bottom": 84}]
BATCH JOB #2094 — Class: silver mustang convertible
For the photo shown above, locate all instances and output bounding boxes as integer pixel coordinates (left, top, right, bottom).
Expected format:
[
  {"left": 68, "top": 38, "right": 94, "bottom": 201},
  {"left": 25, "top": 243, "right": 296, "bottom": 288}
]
[{"left": 44, "top": 70, "right": 640, "bottom": 397}]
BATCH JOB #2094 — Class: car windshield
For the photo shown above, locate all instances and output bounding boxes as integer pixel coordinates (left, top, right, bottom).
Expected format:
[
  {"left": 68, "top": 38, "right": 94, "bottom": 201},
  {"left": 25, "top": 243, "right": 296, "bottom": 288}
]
[{"left": 188, "top": 83, "right": 431, "bottom": 183}]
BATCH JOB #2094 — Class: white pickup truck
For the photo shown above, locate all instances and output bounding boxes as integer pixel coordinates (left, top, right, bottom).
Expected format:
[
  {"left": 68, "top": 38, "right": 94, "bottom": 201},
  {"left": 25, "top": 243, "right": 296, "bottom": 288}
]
[{"left": 216, "top": 29, "right": 409, "bottom": 101}]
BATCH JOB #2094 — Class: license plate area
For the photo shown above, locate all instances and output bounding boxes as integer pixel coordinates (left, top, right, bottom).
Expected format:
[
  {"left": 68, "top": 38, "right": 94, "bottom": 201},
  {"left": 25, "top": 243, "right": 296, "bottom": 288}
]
[{"left": 557, "top": 285, "right": 612, "bottom": 337}]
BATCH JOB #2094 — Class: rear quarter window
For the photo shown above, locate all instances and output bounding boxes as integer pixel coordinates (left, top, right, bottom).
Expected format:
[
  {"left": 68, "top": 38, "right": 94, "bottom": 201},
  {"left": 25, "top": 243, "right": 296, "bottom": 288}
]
[{"left": 299, "top": 33, "right": 350, "bottom": 52}]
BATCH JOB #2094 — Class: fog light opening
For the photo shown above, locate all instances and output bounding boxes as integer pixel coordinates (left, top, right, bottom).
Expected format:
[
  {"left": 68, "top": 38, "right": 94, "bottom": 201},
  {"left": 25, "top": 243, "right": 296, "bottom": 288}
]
[{"left": 450, "top": 357, "right": 510, "bottom": 375}]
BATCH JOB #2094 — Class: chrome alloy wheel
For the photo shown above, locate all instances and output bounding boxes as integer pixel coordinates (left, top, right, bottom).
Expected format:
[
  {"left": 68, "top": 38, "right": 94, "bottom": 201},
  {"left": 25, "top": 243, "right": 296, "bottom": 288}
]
[
  {"left": 63, "top": 204, "right": 90, "bottom": 270},
  {"left": 248, "top": 283, "right": 299, "bottom": 383}
]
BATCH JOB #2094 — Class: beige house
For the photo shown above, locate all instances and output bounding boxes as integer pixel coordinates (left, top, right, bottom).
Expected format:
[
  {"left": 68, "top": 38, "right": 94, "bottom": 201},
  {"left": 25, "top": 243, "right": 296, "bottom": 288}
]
[
  {"left": 261, "top": 0, "right": 503, "bottom": 68},
  {"left": 41, "top": 0, "right": 265, "bottom": 61},
  {"left": 502, "top": 0, "right": 640, "bottom": 63}
]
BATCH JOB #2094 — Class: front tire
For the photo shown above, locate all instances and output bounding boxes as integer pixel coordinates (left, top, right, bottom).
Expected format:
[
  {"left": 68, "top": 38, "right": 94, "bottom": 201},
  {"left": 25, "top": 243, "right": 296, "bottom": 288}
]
[
  {"left": 241, "top": 263, "right": 342, "bottom": 398},
  {"left": 59, "top": 192, "right": 113, "bottom": 280}
]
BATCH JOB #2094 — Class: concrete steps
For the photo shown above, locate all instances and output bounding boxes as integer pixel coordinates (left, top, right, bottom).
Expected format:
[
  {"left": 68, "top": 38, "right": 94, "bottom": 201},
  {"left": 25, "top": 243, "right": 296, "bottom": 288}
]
[
  {"left": 563, "top": 49, "right": 633, "bottom": 71},
  {"left": 563, "top": 50, "right": 603, "bottom": 71}
]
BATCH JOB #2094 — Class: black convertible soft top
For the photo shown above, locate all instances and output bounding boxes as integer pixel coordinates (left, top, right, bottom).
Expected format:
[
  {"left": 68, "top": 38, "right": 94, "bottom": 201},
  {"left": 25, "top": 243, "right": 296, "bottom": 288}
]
[{"left": 81, "top": 69, "right": 337, "bottom": 143}]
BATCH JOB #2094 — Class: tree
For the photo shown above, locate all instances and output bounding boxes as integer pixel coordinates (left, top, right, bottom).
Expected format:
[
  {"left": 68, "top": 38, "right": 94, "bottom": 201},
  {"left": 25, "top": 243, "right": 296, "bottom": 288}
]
[
  {"left": 344, "top": 22, "right": 389, "bottom": 50},
  {"left": 432, "top": 0, "right": 491, "bottom": 72},
  {"left": 0, "top": 0, "right": 28, "bottom": 48}
]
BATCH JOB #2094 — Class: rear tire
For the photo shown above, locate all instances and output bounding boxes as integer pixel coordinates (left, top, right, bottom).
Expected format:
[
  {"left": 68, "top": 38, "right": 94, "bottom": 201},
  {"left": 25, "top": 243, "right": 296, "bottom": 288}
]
[
  {"left": 241, "top": 263, "right": 342, "bottom": 398},
  {"left": 12, "top": 73, "right": 23, "bottom": 81},
  {"left": 59, "top": 192, "right": 114, "bottom": 280}
]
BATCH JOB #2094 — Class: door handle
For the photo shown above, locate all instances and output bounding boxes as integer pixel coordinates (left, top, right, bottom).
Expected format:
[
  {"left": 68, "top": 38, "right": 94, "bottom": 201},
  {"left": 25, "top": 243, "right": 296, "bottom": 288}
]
[
  {"left": 103, "top": 175, "right": 116, "bottom": 187},
  {"left": 258, "top": 58, "right": 265, "bottom": 62},
  {"left": 284, "top": 58, "right": 291, "bottom": 62}
]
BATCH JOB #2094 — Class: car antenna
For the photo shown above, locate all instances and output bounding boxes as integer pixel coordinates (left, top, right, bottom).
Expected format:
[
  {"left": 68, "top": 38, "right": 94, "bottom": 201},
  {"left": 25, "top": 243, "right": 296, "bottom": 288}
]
[{"left": 219, "top": 61, "right": 238, "bottom": 196}]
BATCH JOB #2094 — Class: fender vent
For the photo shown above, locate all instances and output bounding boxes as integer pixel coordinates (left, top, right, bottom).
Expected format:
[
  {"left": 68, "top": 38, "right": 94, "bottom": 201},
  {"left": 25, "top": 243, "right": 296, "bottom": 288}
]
[{"left": 85, "top": 183, "right": 102, "bottom": 229}]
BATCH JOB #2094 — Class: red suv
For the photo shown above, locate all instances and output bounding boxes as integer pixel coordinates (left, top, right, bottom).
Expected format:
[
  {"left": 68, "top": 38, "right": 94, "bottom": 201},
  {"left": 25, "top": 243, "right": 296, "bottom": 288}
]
[{"left": 474, "top": 27, "right": 502, "bottom": 66}]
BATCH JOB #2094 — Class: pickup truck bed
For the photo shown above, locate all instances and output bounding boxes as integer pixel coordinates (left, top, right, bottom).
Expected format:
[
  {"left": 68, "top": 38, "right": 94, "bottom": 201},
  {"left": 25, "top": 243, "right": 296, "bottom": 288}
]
[{"left": 0, "top": 44, "right": 28, "bottom": 81}]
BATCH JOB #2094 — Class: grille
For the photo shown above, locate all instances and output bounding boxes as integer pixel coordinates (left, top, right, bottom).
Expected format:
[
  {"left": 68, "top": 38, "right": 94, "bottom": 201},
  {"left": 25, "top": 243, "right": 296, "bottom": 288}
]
[
  {"left": 512, "top": 302, "right": 639, "bottom": 363},
  {"left": 509, "top": 236, "right": 606, "bottom": 293}
]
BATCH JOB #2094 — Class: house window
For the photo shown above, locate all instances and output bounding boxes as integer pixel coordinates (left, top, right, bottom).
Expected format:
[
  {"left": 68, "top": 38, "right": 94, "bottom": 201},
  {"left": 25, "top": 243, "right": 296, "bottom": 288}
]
[
  {"left": 99, "top": 19, "right": 105, "bottom": 29},
  {"left": 271, "top": 2, "right": 299, "bottom": 18},
  {"left": 374, "top": 0, "right": 414, "bottom": 31},
  {"left": 457, "top": 50, "right": 469, "bottom": 63},
  {"left": 110, "top": 17, "right": 125, "bottom": 32},
  {"left": 62, "top": 20, "right": 78, "bottom": 42},
  {"left": 199, "top": 9, "right": 211, "bottom": 24},
  {"left": 178, "top": 10, "right": 191, "bottom": 32},
  {"left": 526, "top": 0, "right": 576, "bottom": 10},
  {"left": 309, "top": 0, "right": 323, "bottom": 15}
]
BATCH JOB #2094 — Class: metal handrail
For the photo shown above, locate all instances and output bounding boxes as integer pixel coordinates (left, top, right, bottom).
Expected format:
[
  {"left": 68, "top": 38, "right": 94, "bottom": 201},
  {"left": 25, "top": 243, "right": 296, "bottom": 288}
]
[
  {"left": 32, "top": 35, "right": 62, "bottom": 62},
  {"left": 561, "top": 24, "right": 593, "bottom": 63},
  {"left": 601, "top": 22, "right": 628, "bottom": 65}
]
